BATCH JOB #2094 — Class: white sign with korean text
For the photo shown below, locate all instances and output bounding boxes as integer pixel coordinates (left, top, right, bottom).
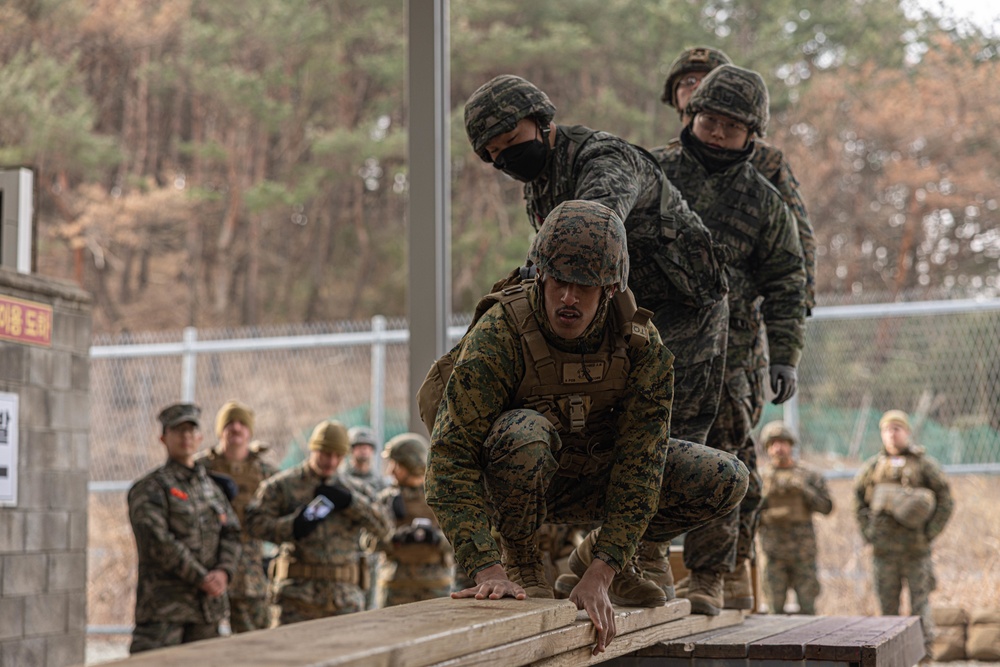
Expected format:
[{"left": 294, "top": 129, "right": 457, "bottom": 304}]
[{"left": 0, "top": 392, "right": 18, "bottom": 506}]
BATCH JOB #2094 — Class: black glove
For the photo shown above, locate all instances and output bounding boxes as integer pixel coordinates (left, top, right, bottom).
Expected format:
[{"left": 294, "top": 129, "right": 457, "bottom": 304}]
[
  {"left": 315, "top": 483, "right": 353, "bottom": 510},
  {"left": 292, "top": 502, "right": 325, "bottom": 540},
  {"left": 391, "top": 494, "right": 407, "bottom": 520},
  {"left": 208, "top": 472, "right": 239, "bottom": 502},
  {"left": 769, "top": 364, "right": 797, "bottom": 404}
]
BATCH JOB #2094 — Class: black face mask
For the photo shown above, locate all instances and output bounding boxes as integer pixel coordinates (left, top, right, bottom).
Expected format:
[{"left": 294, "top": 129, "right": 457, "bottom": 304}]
[{"left": 493, "top": 137, "right": 548, "bottom": 182}]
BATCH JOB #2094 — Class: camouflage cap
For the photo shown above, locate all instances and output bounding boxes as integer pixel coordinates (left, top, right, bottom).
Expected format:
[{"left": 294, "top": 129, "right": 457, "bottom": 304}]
[
  {"left": 760, "top": 420, "right": 796, "bottom": 446},
  {"left": 348, "top": 425, "right": 378, "bottom": 448},
  {"left": 382, "top": 432, "right": 430, "bottom": 475},
  {"left": 527, "top": 200, "right": 629, "bottom": 290},
  {"left": 215, "top": 399, "right": 254, "bottom": 437},
  {"left": 464, "top": 74, "right": 556, "bottom": 162},
  {"left": 308, "top": 419, "right": 350, "bottom": 455},
  {"left": 879, "top": 409, "right": 911, "bottom": 432},
  {"left": 686, "top": 64, "right": 769, "bottom": 137},
  {"left": 157, "top": 403, "right": 201, "bottom": 430},
  {"left": 662, "top": 46, "right": 733, "bottom": 108}
]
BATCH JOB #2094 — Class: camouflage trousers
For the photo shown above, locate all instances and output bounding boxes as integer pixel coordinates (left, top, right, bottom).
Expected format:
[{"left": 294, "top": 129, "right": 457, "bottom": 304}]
[
  {"left": 480, "top": 409, "right": 749, "bottom": 548},
  {"left": 228, "top": 595, "right": 270, "bottom": 633},
  {"left": 275, "top": 582, "right": 366, "bottom": 626},
  {"left": 652, "top": 298, "right": 728, "bottom": 445},
  {"left": 873, "top": 551, "right": 937, "bottom": 648},
  {"left": 379, "top": 561, "right": 453, "bottom": 607},
  {"left": 763, "top": 556, "right": 821, "bottom": 614},
  {"left": 683, "top": 367, "right": 766, "bottom": 573},
  {"left": 130, "top": 621, "right": 219, "bottom": 654}
]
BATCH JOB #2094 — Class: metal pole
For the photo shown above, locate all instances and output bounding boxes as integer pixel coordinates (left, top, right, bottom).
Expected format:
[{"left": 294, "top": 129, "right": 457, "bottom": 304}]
[
  {"left": 371, "top": 315, "right": 387, "bottom": 450},
  {"left": 182, "top": 326, "right": 197, "bottom": 402},
  {"left": 406, "top": 0, "right": 451, "bottom": 436}
]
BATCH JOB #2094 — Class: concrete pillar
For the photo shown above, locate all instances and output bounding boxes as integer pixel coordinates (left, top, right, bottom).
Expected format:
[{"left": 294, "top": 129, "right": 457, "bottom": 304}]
[{"left": 0, "top": 268, "right": 91, "bottom": 667}]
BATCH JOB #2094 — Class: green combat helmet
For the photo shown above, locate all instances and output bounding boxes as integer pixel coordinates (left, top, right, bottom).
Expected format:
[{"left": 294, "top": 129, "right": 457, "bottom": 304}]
[
  {"left": 382, "top": 433, "right": 430, "bottom": 476},
  {"left": 527, "top": 200, "right": 629, "bottom": 291},
  {"left": 686, "top": 64, "right": 770, "bottom": 137},
  {"left": 760, "top": 421, "right": 797, "bottom": 446},
  {"left": 661, "top": 46, "right": 733, "bottom": 108},
  {"left": 464, "top": 74, "right": 556, "bottom": 162}
]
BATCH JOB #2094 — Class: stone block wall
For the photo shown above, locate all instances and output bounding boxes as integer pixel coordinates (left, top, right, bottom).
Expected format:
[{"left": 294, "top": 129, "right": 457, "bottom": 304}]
[{"left": 0, "top": 269, "right": 91, "bottom": 667}]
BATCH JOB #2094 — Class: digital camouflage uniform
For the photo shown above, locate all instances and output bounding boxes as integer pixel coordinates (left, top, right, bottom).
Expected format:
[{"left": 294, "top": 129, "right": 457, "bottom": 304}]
[
  {"left": 464, "top": 74, "right": 728, "bottom": 447},
  {"left": 425, "top": 201, "right": 748, "bottom": 588},
  {"left": 376, "top": 484, "right": 453, "bottom": 606},
  {"left": 344, "top": 464, "right": 390, "bottom": 495},
  {"left": 245, "top": 462, "right": 392, "bottom": 625},
  {"left": 651, "top": 67, "right": 806, "bottom": 583},
  {"left": 128, "top": 458, "right": 242, "bottom": 653},
  {"left": 854, "top": 444, "right": 953, "bottom": 648},
  {"left": 194, "top": 444, "right": 277, "bottom": 632},
  {"left": 759, "top": 462, "right": 832, "bottom": 614}
]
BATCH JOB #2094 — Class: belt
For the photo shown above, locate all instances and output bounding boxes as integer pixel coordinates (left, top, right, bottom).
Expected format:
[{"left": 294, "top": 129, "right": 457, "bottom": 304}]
[{"left": 286, "top": 561, "right": 360, "bottom": 584}]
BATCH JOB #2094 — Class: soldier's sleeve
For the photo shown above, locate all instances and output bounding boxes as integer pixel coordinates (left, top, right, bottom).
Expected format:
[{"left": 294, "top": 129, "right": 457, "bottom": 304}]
[
  {"left": 425, "top": 305, "right": 522, "bottom": 579},
  {"left": 212, "top": 487, "right": 243, "bottom": 580},
  {"left": 922, "top": 457, "right": 953, "bottom": 541},
  {"left": 754, "top": 192, "right": 807, "bottom": 367},
  {"left": 852, "top": 459, "right": 876, "bottom": 541},
  {"left": 594, "top": 323, "right": 674, "bottom": 571},
  {"left": 128, "top": 477, "right": 209, "bottom": 586},
  {"left": 802, "top": 468, "right": 834, "bottom": 515},
  {"left": 244, "top": 476, "right": 297, "bottom": 544},
  {"left": 571, "top": 137, "right": 645, "bottom": 224},
  {"left": 754, "top": 145, "right": 817, "bottom": 313}
]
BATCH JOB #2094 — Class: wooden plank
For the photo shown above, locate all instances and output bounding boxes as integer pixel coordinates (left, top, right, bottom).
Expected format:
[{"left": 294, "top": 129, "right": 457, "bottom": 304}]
[
  {"left": 747, "top": 616, "right": 870, "bottom": 660},
  {"left": 432, "top": 599, "right": 693, "bottom": 667},
  {"left": 689, "top": 615, "right": 820, "bottom": 659},
  {"left": 535, "top": 610, "right": 746, "bottom": 667},
  {"left": 104, "top": 597, "right": 579, "bottom": 667},
  {"left": 862, "top": 616, "right": 925, "bottom": 667},
  {"left": 638, "top": 614, "right": 755, "bottom": 658},
  {"left": 806, "top": 616, "right": 912, "bottom": 663}
]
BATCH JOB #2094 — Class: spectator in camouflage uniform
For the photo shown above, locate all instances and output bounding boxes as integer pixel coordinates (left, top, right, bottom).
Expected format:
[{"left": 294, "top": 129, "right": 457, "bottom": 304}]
[
  {"left": 245, "top": 419, "right": 392, "bottom": 625},
  {"left": 376, "top": 433, "right": 453, "bottom": 606},
  {"left": 193, "top": 400, "right": 277, "bottom": 632},
  {"left": 659, "top": 45, "right": 817, "bottom": 314},
  {"left": 343, "top": 425, "right": 390, "bottom": 494},
  {"left": 425, "top": 200, "right": 748, "bottom": 654},
  {"left": 651, "top": 65, "right": 807, "bottom": 615},
  {"left": 757, "top": 421, "right": 833, "bottom": 615},
  {"left": 128, "top": 403, "right": 242, "bottom": 653},
  {"left": 854, "top": 410, "right": 953, "bottom": 652},
  {"left": 463, "top": 73, "right": 728, "bottom": 448}
]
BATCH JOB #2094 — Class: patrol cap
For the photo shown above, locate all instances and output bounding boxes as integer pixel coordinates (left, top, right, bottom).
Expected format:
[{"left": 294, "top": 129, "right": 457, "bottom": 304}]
[
  {"left": 879, "top": 410, "right": 911, "bottom": 432},
  {"left": 215, "top": 399, "right": 255, "bottom": 437},
  {"left": 158, "top": 403, "right": 201, "bottom": 430},
  {"left": 308, "top": 419, "right": 350, "bottom": 455},
  {"left": 760, "top": 421, "right": 796, "bottom": 447},
  {"left": 348, "top": 425, "right": 378, "bottom": 448}
]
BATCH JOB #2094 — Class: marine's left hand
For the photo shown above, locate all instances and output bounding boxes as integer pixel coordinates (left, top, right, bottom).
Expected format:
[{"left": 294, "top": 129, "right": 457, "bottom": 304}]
[
  {"left": 569, "top": 558, "right": 617, "bottom": 655},
  {"left": 769, "top": 364, "right": 797, "bottom": 404}
]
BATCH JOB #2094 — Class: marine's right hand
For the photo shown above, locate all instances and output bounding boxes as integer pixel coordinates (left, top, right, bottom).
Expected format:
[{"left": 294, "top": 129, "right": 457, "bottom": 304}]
[
  {"left": 292, "top": 502, "right": 325, "bottom": 540},
  {"left": 451, "top": 563, "right": 525, "bottom": 601},
  {"left": 569, "top": 558, "right": 617, "bottom": 655}
]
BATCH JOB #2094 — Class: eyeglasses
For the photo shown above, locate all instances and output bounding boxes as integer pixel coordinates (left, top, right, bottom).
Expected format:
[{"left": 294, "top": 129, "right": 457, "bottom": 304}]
[
  {"left": 677, "top": 75, "right": 703, "bottom": 89},
  {"left": 694, "top": 112, "right": 749, "bottom": 138}
]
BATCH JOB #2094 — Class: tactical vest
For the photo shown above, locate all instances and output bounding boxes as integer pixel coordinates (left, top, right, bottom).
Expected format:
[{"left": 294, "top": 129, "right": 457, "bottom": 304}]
[
  {"left": 200, "top": 449, "right": 269, "bottom": 525},
  {"left": 760, "top": 468, "right": 810, "bottom": 525},
  {"left": 390, "top": 485, "right": 448, "bottom": 565},
  {"left": 867, "top": 452, "right": 925, "bottom": 513}
]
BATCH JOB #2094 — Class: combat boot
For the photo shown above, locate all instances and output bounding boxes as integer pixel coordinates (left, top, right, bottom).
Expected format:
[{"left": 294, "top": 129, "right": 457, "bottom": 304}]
[
  {"left": 636, "top": 540, "right": 675, "bottom": 600},
  {"left": 554, "top": 573, "right": 579, "bottom": 598},
  {"left": 500, "top": 536, "right": 554, "bottom": 599},
  {"left": 568, "top": 529, "right": 667, "bottom": 608},
  {"left": 722, "top": 558, "right": 754, "bottom": 610},
  {"left": 684, "top": 569, "right": 724, "bottom": 616}
]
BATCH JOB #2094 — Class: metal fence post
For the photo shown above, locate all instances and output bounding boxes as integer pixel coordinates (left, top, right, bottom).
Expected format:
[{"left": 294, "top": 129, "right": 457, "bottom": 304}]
[
  {"left": 182, "top": 326, "right": 197, "bottom": 402},
  {"left": 371, "top": 315, "right": 387, "bottom": 451}
]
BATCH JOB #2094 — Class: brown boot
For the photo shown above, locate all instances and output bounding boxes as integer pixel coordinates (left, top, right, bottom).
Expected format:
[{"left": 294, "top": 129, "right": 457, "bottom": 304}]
[
  {"left": 554, "top": 573, "right": 579, "bottom": 598},
  {"left": 500, "top": 536, "right": 554, "bottom": 599},
  {"left": 636, "top": 541, "right": 675, "bottom": 600},
  {"left": 569, "top": 529, "right": 667, "bottom": 608},
  {"left": 723, "top": 559, "right": 754, "bottom": 610},
  {"left": 684, "top": 569, "right": 724, "bottom": 616}
]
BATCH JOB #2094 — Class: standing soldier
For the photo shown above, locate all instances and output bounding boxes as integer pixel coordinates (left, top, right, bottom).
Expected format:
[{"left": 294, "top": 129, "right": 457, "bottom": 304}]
[
  {"left": 344, "top": 425, "right": 390, "bottom": 494},
  {"left": 660, "top": 45, "right": 817, "bottom": 315},
  {"left": 245, "top": 419, "right": 392, "bottom": 625},
  {"left": 854, "top": 410, "right": 953, "bottom": 653},
  {"left": 652, "top": 65, "right": 807, "bottom": 615},
  {"left": 463, "top": 74, "right": 728, "bottom": 448},
  {"left": 194, "top": 400, "right": 277, "bottom": 632},
  {"left": 425, "top": 201, "right": 748, "bottom": 654},
  {"left": 128, "top": 403, "right": 242, "bottom": 653},
  {"left": 758, "top": 421, "right": 833, "bottom": 614},
  {"left": 376, "top": 433, "right": 453, "bottom": 606}
]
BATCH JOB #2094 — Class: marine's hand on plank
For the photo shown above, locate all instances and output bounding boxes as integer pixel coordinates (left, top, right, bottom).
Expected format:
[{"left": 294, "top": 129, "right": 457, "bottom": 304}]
[
  {"left": 452, "top": 563, "right": 526, "bottom": 600},
  {"left": 569, "top": 557, "right": 617, "bottom": 655}
]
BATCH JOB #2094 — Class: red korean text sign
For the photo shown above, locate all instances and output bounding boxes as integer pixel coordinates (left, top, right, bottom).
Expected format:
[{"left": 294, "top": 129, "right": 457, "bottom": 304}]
[{"left": 0, "top": 294, "right": 53, "bottom": 347}]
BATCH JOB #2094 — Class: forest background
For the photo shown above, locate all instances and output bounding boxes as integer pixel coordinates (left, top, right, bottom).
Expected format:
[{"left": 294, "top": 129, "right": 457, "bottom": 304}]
[{"left": 2, "top": 0, "right": 1000, "bottom": 336}]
